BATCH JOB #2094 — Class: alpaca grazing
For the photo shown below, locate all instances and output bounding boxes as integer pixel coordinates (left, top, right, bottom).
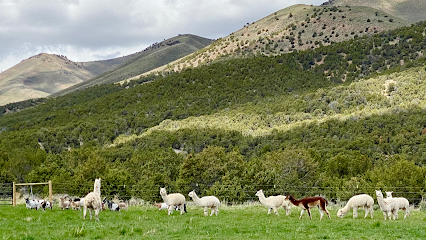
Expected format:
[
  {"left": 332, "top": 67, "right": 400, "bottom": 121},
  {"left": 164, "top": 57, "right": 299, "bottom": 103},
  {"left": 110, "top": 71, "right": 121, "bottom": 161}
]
[
  {"left": 385, "top": 191, "right": 410, "bottom": 219},
  {"left": 41, "top": 200, "right": 53, "bottom": 210},
  {"left": 25, "top": 198, "right": 40, "bottom": 210},
  {"left": 118, "top": 201, "right": 128, "bottom": 210},
  {"left": 337, "top": 194, "right": 374, "bottom": 219},
  {"left": 159, "top": 187, "right": 186, "bottom": 215},
  {"left": 188, "top": 190, "right": 220, "bottom": 216},
  {"left": 84, "top": 178, "right": 102, "bottom": 221},
  {"left": 153, "top": 202, "right": 169, "bottom": 210},
  {"left": 287, "top": 195, "right": 330, "bottom": 220},
  {"left": 71, "top": 199, "right": 81, "bottom": 210},
  {"left": 153, "top": 202, "right": 181, "bottom": 211},
  {"left": 255, "top": 190, "right": 291, "bottom": 216},
  {"left": 375, "top": 190, "right": 397, "bottom": 220},
  {"left": 59, "top": 197, "right": 71, "bottom": 210},
  {"left": 103, "top": 198, "right": 120, "bottom": 211}
]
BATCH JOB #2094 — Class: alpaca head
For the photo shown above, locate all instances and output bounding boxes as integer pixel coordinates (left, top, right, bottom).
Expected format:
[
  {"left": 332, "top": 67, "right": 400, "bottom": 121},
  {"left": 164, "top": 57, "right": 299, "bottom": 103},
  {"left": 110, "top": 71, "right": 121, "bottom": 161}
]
[
  {"left": 286, "top": 195, "right": 295, "bottom": 201},
  {"left": 337, "top": 208, "right": 345, "bottom": 218},
  {"left": 160, "top": 187, "right": 167, "bottom": 196},
  {"left": 385, "top": 191, "right": 393, "bottom": 198},
  {"left": 188, "top": 190, "right": 196, "bottom": 198},
  {"left": 375, "top": 190, "right": 383, "bottom": 199},
  {"left": 255, "top": 189, "right": 263, "bottom": 197}
]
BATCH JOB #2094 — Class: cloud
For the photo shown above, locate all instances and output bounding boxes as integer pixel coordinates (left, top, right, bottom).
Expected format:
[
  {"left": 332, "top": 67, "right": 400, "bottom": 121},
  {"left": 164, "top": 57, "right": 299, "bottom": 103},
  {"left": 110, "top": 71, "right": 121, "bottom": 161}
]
[{"left": 0, "top": 0, "right": 325, "bottom": 71}]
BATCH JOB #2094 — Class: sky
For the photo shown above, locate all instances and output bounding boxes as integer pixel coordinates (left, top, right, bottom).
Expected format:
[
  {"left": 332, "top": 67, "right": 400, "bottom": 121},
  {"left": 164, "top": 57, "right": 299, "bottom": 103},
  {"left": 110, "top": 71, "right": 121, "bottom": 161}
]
[{"left": 0, "top": 0, "right": 325, "bottom": 72}]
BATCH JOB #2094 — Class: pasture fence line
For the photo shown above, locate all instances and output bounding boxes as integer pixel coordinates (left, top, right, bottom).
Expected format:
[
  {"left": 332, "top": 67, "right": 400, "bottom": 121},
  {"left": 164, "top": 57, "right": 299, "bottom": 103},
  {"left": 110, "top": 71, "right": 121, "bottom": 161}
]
[
  {"left": 12, "top": 181, "right": 52, "bottom": 207},
  {"left": 50, "top": 182, "right": 426, "bottom": 206},
  {"left": 0, "top": 183, "right": 13, "bottom": 206}
]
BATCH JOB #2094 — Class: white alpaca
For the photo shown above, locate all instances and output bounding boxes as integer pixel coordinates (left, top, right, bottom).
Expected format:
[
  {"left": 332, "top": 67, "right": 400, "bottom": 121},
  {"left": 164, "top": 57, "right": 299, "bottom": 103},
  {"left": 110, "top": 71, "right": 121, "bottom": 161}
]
[
  {"left": 255, "top": 190, "right": 291, "bottom": 216},
  {"left": 79, "top": 198, "right": 85, "bottom": 208},
  {"left": 25, "top": 198, "right": 39, "bottom": 210},
  {"left": 385, "top": 191, "right": 410, "bottom": 219},
  {"left": 159, "top": 187, "right": 186, "bottom": 215},
  {"left": 375, "top": 190, "right": 397, "bottom": 220},
  {"left": 153, "top": 202, "right": 169, "bottom": 210},
  {"left": 84, "top": 178, "right": 102, "bottom": 221},
  {"left": 188, "top": 190, "right": 220, "bottom": 216},
  {"left": 337, "top": 194, "right": 374, "bottom": 219}
]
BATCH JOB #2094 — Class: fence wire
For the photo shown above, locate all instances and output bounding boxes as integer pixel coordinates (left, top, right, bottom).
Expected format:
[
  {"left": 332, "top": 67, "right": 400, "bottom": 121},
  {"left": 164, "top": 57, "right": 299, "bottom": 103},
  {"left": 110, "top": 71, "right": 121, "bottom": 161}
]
[{"left": 46, "top": 182, "right": 426, "bottom": 205}]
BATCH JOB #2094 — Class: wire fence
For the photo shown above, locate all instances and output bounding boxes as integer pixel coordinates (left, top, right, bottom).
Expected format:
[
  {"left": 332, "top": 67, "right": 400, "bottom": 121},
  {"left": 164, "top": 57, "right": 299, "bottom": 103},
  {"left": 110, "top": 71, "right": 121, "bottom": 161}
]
[
  {"left": 10, "top": 181, "right": 426, "bottom": 206},
  {"left": 38, "top": 183, "right": 426, "bottom": 206},
  {"left": 0, "top": 183, "right": 13, "bottom": 205}
]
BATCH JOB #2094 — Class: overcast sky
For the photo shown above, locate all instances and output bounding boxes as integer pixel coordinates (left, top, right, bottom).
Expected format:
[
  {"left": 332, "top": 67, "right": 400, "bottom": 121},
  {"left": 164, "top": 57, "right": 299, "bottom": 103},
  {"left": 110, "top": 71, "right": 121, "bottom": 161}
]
[{"left": 0, "top": 0, "right": 325, "bottom": 71}]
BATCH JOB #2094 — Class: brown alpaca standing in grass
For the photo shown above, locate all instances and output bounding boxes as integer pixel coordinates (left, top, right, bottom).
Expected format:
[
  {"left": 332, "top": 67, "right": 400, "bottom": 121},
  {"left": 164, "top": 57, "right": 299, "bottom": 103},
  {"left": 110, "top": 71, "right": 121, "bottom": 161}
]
[
  {"left": 287, "top": 195, "right": 330, "bottom": 220},
  {"left": 83, "top": 178, "right": 102, "bottom": 221}
]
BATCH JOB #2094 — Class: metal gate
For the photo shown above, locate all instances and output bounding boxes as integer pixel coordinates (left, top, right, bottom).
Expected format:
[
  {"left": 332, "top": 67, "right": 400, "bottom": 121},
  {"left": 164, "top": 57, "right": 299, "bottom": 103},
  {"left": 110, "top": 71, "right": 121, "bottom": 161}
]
[{"left": 0, "top": 183, "right": 13, "bottom": 205}]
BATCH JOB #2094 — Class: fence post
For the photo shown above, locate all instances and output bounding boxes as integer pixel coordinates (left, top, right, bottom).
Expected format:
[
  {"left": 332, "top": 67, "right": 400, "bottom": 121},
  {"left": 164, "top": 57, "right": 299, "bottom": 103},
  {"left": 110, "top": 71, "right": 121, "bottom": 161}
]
[
  {"left": 49, "top": 180, "right": 52, "bottom": 203},
  {"left": 12, "top": 182, "right": 16, "bottom": 207}
]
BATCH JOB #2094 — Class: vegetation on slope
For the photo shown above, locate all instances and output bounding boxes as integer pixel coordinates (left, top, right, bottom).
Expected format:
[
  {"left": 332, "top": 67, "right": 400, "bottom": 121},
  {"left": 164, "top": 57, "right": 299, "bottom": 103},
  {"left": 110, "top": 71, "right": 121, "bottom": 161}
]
[
  {"left": 0, "top": 22, "right": 426, "bottom": 202},
  {"left": 54, "top": 34, "right": 212, "bottom": 96},
  {"left": 330, "top": 0, "right": 426, "bottom": 23},
  {"left": 148, "top": 4, "right": 408, "bottom": 75}
]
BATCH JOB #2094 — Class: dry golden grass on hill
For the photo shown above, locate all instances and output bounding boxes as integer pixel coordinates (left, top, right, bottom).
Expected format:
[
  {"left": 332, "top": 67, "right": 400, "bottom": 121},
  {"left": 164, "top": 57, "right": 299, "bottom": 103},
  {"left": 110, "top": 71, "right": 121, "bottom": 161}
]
[
  {"left": 0, "top": 53, "right": 95, "bottom": 106},
  {"left": 330, "top": 0, "right": 426, "bottom": 23}
]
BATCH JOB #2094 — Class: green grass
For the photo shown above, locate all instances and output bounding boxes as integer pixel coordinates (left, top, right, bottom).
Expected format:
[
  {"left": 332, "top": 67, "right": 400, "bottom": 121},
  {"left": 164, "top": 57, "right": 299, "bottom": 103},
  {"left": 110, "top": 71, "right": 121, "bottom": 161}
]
[{"left": 1, "top": 205, "right": 426, "bottom": 239}]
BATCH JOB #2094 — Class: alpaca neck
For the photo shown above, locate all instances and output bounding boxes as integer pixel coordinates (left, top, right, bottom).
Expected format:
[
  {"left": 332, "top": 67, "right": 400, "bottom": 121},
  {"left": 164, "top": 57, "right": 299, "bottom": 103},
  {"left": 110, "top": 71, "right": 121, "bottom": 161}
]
[
  {"left": 257, "top": 192, "right": 268, "bottom": 204},
  {"left": 191, "top": 193, "right": 201, "bottom": 204},
  {"left": 288, "top": 195, "right": 300, "bottom": 205},
  {"left": 341, "top": 204, "right": 350, "bottom": 213},
  {"left": 376, "top": 194, "right": 387, "bottom": 209}
]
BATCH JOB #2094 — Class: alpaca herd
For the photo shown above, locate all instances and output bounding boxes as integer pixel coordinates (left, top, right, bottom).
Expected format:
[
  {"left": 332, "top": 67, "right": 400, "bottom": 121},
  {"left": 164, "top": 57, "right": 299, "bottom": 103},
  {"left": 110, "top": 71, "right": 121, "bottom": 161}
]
[{"left": 22, "top": 181, "right": 412, "bottom": 222}]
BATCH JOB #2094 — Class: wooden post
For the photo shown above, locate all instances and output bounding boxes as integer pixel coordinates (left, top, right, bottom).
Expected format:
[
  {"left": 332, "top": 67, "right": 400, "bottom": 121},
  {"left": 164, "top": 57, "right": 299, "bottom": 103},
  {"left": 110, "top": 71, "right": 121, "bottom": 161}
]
[
  {"left": 12, "top": 182, "right": 16, "bottom": 207},
  {"left": 48, "top": 180, "right": 52, "bottom": 203}
]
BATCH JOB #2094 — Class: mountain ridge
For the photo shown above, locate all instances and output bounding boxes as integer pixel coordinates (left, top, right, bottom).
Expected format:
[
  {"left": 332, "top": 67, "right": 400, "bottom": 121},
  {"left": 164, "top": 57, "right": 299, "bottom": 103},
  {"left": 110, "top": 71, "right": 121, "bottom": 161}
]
[{"left": 0, "top": 35, "right": 213, "bottom": 105}]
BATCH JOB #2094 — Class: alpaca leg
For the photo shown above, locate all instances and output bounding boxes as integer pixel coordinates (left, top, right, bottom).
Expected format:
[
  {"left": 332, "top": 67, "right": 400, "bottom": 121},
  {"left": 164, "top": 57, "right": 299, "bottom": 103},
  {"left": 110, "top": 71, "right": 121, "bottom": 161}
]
[
  {"left": 168, "top": 205, "right": 173, "bottom": 215},
  {"left": 83, "top": 206, "right": 87, "bottom": 220},
  {"left": 383, "top": 212, "right": 387, "bottom": 220},
  {"left": 353, "top": 207, "right": 358, "bottom": 219},
  {"left": 95, "top": 208, "right": 100, "bottom": 221},
  {"left": 273, "top": 207, "right": 279, "bottom": 215},
  {"left": 180, "top": 205, "right": 185, "bottom": 215},
  {"left": 299, "top": 209, "right": 305, "bottom": 219},
  {"left": 322, "top": 205, "right": 331, "bottom": 219},
  {"left": 393, "top": 210, "right": 398, "bottom": 220},
  {"left": 319, "top": 209, "right": 324, "bottom": 220},
  {"left": 204, "top": 207, "right": 208, "bottom": 216},
  {"left": 307, "top": 208, "right": 312, "bottom": 220},
  {"left": 362, "top": 207, "right": 368, "bottom": 218},
  {"left": 89, "top": 209, "right": 93, "bottom": 220},
  {"left": 214, "top": 207, "right": 219, "bottom": 216},
  {"left": 285, "top": 206, "right": 291, "bottom": 216},
  {"left": 404, "top": 208, "right": 409, "bottom": 219},
  {"left": 267, "top": 208, "right": 271, "bottom": 214},
  {"left": 370, "top": 207, "right": 374, "bottom": 219}
]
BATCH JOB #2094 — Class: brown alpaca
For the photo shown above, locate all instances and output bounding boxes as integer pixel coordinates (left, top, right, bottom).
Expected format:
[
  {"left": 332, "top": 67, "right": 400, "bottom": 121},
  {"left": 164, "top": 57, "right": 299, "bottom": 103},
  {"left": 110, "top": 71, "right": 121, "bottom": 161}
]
[
  {"left": 287, "top": 195, "right": 330, "bottom": 220},
  {"left": 84, "top": 178, "right": 102, "bottom": 221}
]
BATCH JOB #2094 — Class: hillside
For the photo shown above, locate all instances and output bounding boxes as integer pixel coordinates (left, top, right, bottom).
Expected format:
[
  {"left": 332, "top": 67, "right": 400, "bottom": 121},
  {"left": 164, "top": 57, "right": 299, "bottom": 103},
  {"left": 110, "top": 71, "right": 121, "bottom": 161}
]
[
  {"left": 131, "top": 4, "right": 408, "bottom": 79},
  {"left": 54, "top": 34, "right": 212, "bottom": 97},
  {"left": 0, "top": 21, "right": 425, "bottom": 202},
  {"left": 329, "top": 0, "right": 426, "bottom": 23},
  {"left": 0, "top": 35, "right": 212, "bottom": 105},
  {"left": 0, "top": 54, "right": 91, "bottom": 106}
]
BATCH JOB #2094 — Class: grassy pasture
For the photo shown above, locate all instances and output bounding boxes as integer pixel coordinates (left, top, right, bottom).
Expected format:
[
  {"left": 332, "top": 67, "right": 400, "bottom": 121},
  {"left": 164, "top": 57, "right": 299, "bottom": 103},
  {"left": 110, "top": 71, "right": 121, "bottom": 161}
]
[{"left": 1, "top": 204, "right": 426, "bottom": 239}]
